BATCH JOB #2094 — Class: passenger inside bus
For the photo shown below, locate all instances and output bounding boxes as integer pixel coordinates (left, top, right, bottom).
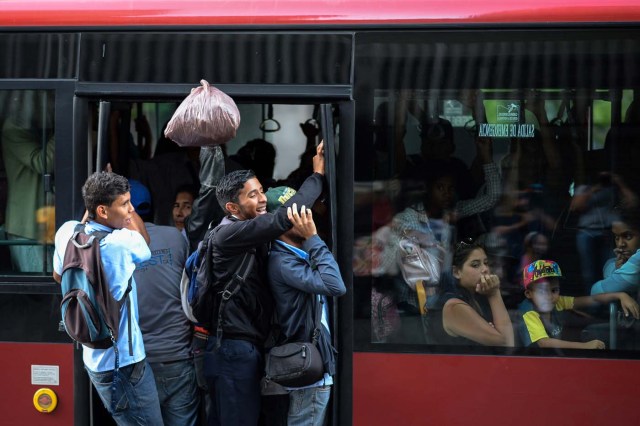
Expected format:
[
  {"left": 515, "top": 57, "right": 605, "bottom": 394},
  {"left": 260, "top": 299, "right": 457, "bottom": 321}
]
[
  {"left": 1, "top": 90, "right": 55, "bottom": 273},
  {"left": 592, "top": 204, "right": 640, "bottom": 296},
  {"left": 390, "top": 93, "right": 480, "bottom": 200},
  {"left": 130, "top": 146, "right": 200, "bottom": 226},
  {"left": 361, "top": 88, "right": 640, "bottom": 352},
  {"left": 590, "top": 204, "right": 640, "bottom": 349},
  {"left": 277, "top": 118, "right": 321, "bottom": 190},
  {"left": 517, "top": 259, "right": 638, "bottom": 349},
  {"left": 130, "top": 180, "right": 200, "bottom": 426},
  {"left": 519, "top": 231, "right": 550, "bottom": 285},
  {"left": 373, "top": 151, "right": 501, "bottom": 343},
  {"left": 228, "top": 138, "right": 277, "bottom": 189},
  {"left": 172, "top": 183, "right": 198, "bottom": 243},
  {"left": 424, "top": 240, "right": 514, "bottom": 346},
  {"left": 570, "top": 171, "right": 636, "bottom": 292}
]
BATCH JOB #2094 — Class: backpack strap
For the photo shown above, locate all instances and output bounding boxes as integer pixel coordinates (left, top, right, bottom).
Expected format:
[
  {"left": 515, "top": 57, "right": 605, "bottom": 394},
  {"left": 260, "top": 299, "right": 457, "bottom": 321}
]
[
  {"left": 72, "top": 222, "right": 109, "bottom": 242},
  {"left": 120, "top": 277, "right": 133, "bottom": 356},
  {"left": 73, "top": 223, "right": 134, "bottom": 357},
  {"left": 214, "top": 250, "right": 255, "bottom": 350}
]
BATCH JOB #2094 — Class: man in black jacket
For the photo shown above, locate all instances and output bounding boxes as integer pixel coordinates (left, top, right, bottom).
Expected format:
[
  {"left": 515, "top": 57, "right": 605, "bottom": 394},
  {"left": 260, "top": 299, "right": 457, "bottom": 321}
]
[{"left": 203, "top": 143, "right": 325, "bottom": 426}]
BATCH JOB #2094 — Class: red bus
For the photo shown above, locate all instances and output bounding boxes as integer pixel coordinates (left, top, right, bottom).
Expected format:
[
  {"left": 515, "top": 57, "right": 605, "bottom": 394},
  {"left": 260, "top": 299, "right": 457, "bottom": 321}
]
[{"left": 2, "top": 1, "right": 640, "bottom": 424}]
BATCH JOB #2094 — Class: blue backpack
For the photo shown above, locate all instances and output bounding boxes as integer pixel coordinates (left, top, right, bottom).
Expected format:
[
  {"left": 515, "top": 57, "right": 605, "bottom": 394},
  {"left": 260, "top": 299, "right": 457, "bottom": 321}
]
[
  {"left": 180, "top": 226, "right": 215, "bottom": 324},
  {"left": 60, "top": 223, "right": 133, "bottom": 355}
]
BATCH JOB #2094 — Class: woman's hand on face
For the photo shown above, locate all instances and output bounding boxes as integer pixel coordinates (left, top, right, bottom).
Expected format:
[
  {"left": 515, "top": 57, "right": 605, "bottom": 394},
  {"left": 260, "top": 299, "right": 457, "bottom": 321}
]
[{"left": 476, "top": 274, "right": 500, "bottom": 296}]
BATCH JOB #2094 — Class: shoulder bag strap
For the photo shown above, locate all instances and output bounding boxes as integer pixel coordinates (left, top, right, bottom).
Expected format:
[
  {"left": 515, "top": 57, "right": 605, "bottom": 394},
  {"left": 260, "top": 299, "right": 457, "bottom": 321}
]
[
  {"left": 311, "top": 294, "right": 323, "bottom": 345},
  {"left": 214, "top": 250, "right": 256, "bottom": 350}
]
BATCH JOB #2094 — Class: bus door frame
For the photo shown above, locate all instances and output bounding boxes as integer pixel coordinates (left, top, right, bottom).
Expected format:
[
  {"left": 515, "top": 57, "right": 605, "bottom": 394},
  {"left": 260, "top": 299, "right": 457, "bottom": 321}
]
[{"left": 74, "top": 83, "right": 355, "bottom": 426}]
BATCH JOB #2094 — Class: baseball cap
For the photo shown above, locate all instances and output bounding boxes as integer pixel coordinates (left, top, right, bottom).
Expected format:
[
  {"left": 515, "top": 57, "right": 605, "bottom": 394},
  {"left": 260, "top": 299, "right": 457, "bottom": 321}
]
[
  {"left": 128, "top": 179, "right": 152, "bottom": 215},
  {"left": 523, "top": 259, "right": 562, "bottom": 289},
  {"left": 265, "top": 186, "right": 296, "bottom": 213}
]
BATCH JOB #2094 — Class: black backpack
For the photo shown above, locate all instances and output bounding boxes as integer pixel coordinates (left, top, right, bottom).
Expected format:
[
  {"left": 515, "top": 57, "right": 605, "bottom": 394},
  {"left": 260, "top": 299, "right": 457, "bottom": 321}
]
[{"left": 59, "top": 223, "right": 133, "bottom": 356}]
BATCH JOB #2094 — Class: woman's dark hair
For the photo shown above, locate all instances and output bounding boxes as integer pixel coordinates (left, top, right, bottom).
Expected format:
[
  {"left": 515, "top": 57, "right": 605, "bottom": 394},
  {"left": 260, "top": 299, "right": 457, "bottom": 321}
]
[
  {"left": 452, "top": 239, "right": 486, "bottom": 270},
  {"left": 447, "top": 239, "right": 488, "bottom": 315},
  {"left": 82, "top": 171, "right": 130, "bottom": 220}
]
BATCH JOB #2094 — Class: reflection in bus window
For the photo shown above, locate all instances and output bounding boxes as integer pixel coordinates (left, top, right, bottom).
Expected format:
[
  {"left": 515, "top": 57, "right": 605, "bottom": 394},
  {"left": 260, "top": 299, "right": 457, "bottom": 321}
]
[
  {"left": 354, "top": 31, "right": 640, "bottom": 355},
  {"left": 0, "top": 90, "right": 55, "bottom": 273}
]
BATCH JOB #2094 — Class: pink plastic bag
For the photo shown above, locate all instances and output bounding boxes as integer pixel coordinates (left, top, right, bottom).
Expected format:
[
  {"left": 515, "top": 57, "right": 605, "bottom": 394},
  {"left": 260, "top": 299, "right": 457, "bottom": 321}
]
[{"left": 164, "top": 80, "right": 240, "bottom": 147}]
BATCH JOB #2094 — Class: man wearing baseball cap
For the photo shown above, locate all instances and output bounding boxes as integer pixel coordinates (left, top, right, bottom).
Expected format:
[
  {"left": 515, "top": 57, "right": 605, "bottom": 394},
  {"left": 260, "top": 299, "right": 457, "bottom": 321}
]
[
  {"left": 517, "top": 259, "right": 639, "bottom": 349},
  {"left": 264, "top": 186, "right": 346, "bottom": 426}
]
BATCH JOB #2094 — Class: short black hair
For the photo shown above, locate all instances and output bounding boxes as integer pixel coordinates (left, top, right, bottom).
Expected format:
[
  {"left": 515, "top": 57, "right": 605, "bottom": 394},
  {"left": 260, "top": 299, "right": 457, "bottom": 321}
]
[
  {"left": 215, "top": 169, "right": 256, "bottom": 212},
  {"left": 174, "top": 183, "right": 199, "bottom": 201},
  {"left": 82, "top": 172, "right": 130, "bottom": 219},
  {"left": 616, "top": 204, "right": 640, "bottom": 232},
  {"left": 420, "top": 118, "right": 453, "bottom": 143},
  {"left": 423, "top": 159, "right": 456, "bottom": 186}
]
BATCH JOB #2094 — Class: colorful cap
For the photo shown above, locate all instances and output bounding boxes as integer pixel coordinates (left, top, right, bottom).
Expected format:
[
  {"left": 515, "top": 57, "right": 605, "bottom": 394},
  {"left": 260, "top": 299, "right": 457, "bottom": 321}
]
[
  {"left": 265, "top": 186, "right": 296, "bottom": 213},
  {"left": 523, "top": 260, "right": 562, "bottom": 289},
  {"left": 128, "top": 179, "right": 152, "bottom": 215}
]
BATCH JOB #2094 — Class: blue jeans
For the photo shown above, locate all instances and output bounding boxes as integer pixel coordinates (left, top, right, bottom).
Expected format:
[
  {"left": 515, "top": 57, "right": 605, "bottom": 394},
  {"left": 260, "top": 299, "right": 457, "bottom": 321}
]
[
  {"left": 204, "top": 337, "right": 262, "bottom": 426},
  {"left": 85, "top": 359, "right": 163, "bottom": 426},
  {"left": 288, "top": 385, "right": 331, "bottom": 426},
  {"left": 150, "top": 358, "right": 200, "bottom": 426}
]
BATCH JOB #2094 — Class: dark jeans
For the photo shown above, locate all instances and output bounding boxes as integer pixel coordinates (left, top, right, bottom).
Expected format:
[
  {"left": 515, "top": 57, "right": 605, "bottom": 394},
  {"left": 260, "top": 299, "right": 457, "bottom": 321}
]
[
  {"left": 193, "top": 331, "right": 211, "bottom": 425},
  {"left": 204, "top": 337, "right": 262, "bottom": 426},
  {"left": 150, "top": 358, "right": 200, "bottom": 426}
]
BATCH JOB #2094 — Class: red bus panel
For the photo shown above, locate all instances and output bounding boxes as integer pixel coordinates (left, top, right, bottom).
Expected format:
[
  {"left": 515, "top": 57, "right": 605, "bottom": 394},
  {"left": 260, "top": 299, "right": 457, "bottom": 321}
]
[
  {"left": 1, "top": 0, "right": 640, "bottom": 27},
  {"left": 354, "top": 352, "right": 640, "bottom": 425},
  {"left": 0, "top": 343, "right": 74, "bottom": 425}
]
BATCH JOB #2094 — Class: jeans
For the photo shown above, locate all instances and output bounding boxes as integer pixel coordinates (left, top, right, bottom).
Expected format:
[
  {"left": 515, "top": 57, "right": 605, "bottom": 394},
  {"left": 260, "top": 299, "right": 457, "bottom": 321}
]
[
  {"left": 288, "top": 385, "right": 331, "bottom": 426},
  {"left": 204, "top": 337, "right": 262, "bottom": 426},
  {"left": 192, "top": 332, "right": 211, "bottom": 425},
  {"left": 150, "top": 359, "right": 199, "bottom": 426},
  {"left": 85, "top": 359, "right": 163, "bottom": 426}
]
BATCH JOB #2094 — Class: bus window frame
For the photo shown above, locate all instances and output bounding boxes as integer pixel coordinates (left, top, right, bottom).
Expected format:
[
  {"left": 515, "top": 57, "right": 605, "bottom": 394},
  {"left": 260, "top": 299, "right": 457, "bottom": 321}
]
[{"left": 0, "top": 80, "right": 75, "bottom": 287}]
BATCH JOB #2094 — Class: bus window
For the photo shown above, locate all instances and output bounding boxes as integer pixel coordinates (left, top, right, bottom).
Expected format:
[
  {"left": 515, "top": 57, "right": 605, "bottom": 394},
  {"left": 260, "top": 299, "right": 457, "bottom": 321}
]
[
  {"left": 0, "top": 90, "right": 55, "bottom": 274},
  {"left": 354, "top": 30, "right": 640, "bottom": 355}
]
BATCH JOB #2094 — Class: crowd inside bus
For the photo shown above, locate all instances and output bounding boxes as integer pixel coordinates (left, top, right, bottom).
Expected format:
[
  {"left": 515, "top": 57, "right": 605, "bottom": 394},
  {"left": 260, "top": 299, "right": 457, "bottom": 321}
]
[
  {"left": 3, "top": 87, "right": 640, "bottom": 358},
  {"left": 356, "top": 88, "right": 640, "bottom": 352},
  {"left": 3, "top": 19, "right": 640, "bottom": 426}
]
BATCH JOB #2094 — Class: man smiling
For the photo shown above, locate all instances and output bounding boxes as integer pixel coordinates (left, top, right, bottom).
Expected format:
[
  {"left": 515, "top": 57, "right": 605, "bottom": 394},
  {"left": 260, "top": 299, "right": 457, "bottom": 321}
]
[{"left": 202, "top": 143, "right": 325, "bottom": 426}]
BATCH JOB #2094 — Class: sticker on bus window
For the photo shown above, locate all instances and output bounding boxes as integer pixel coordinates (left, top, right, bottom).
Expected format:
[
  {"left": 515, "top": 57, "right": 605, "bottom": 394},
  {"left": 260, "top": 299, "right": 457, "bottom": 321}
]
[
  {"left": 496, "top": 100, "right": 520, "bottom": 123},
  {"left": 479, "top": 100, "right": 536, "bottom": 138}
]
